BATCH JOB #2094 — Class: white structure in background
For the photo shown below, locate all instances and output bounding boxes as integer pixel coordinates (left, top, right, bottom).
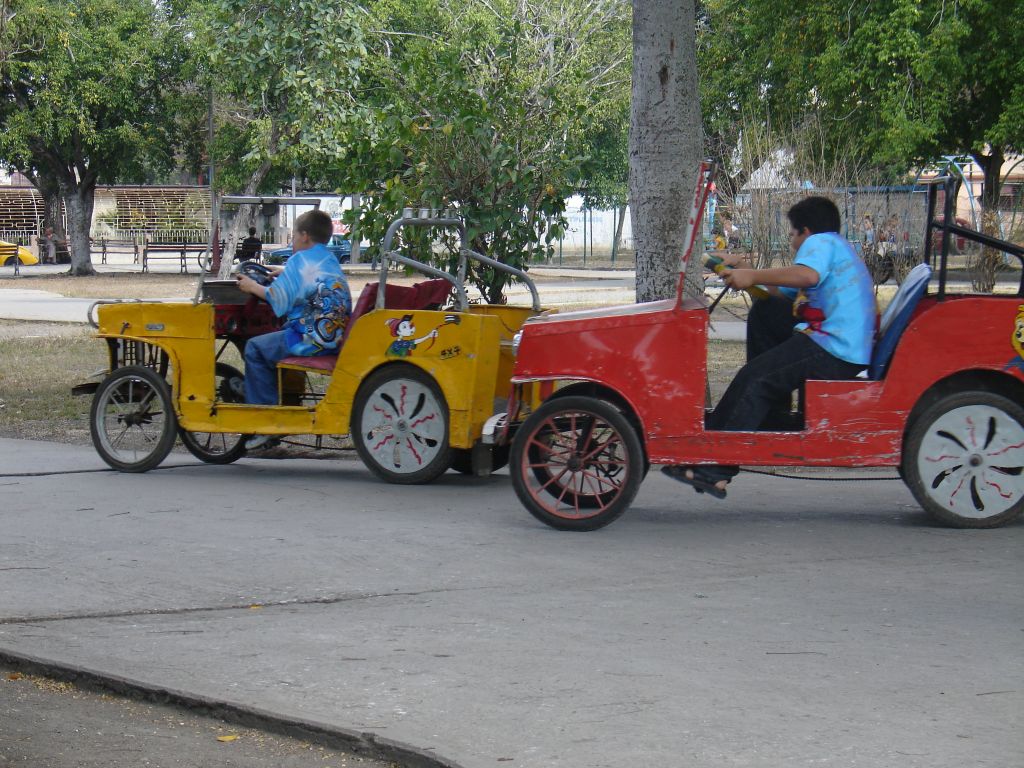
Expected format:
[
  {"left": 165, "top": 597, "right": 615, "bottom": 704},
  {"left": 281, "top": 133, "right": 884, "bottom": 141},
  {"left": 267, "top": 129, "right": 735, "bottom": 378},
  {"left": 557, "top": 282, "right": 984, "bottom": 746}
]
[
  {"left": 560, "top": 195, "right": 633, "bottom": 253},
  {"left": 277, "top": 194, "right": 355, "bottom": 239},
  {"left": 743, "top": 149, "right": 797, "bottom": 191}
]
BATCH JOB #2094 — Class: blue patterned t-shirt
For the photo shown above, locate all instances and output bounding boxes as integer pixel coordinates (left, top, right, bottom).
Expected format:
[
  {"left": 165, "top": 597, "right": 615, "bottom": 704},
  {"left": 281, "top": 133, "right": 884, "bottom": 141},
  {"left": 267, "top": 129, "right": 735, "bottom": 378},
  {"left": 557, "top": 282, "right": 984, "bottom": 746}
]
[{"left": 265, "top": 243, "right": 352, "bottom": 356}]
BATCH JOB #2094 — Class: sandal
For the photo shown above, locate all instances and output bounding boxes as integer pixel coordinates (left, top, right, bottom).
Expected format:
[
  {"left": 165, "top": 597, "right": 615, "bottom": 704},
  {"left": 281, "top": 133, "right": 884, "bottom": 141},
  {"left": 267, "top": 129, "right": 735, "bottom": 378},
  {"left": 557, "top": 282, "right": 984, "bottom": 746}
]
[{"left": 661, "top": 465, "right": 729, "bottom": 499}]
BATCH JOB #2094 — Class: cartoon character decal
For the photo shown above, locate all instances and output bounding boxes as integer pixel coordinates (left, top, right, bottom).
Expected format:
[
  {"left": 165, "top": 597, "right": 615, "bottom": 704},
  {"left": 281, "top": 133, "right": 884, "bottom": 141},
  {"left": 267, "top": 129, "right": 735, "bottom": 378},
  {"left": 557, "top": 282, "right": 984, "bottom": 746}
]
[
  {"left": 1006, "top": 304, "right": 1024, "bottom": 374},
  {"left": 384, "top": 313, "right": 461, "bottom": 358}
]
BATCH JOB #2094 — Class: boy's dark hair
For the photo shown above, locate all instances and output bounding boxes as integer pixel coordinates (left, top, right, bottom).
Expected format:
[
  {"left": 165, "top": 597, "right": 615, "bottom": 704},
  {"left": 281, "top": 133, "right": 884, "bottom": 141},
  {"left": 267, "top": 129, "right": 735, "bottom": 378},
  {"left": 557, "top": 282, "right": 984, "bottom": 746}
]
[
  {"left": 787, "top": 196, "right": 841, "bottom": 235},
  {"left": 248, "top": 226, "right": 257, "bottom": 237},
  {"left": 295, "top": 210, "right": 333, "bottom": 244}
]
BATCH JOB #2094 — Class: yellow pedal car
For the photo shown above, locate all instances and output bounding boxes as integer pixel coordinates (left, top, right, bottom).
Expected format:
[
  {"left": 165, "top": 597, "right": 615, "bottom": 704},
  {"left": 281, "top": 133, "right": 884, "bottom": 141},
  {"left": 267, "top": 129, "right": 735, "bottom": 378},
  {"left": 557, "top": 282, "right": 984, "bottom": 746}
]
[{"left": 81, "top": 208, "right": 542, "bottom": 483}]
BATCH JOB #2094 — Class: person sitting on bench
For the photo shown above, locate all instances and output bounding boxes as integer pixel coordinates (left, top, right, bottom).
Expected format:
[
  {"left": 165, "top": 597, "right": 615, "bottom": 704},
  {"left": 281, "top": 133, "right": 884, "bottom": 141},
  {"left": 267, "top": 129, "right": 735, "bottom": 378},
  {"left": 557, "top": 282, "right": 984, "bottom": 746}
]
[
  {"left": 237, "top": 227, "right": 263, "bottom": 262},
  {"left": 664, "top": 196, "right": 875, "bottom": 499},
  {"left": 235, "top": 210, "right": 351, "bottom": 450}
]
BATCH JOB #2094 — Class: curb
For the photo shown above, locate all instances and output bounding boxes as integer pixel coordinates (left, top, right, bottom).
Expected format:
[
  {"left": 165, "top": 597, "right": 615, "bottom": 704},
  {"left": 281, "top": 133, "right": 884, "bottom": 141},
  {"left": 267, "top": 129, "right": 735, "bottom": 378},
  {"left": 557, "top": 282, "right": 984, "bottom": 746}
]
[{"left": 0, "top": 646, "right": 465, "bottom": 768}]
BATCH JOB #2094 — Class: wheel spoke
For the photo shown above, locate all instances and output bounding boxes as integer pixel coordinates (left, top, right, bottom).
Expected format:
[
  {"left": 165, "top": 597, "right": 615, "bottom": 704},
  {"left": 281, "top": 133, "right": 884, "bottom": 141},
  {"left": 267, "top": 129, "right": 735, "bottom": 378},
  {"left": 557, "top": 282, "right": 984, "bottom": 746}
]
[{"left": 538, "top": 464, "right": 572, "bottom": 493}]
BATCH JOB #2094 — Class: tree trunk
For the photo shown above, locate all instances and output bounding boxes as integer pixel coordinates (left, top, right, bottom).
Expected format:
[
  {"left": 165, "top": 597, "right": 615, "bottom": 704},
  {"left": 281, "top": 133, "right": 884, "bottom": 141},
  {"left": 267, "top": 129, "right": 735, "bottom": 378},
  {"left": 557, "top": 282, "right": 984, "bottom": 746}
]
[
  {"left": 60, "top": 180, "right": 97, "bottom": 276},
  {"left": 970, "top": 148, "right": 1005, "bottom": 293},
  {"left": 216, "top": 122, "right": 279, "bottom": 278},
  {"left": 350, "top": 193, "right": 362, "bottom": 263},
  {"left": 629, "top": 0, "right": 704, "bottom": 302},
  {"left": 38, "top": 177, "right": 66, "bottom": 241},
  {"left": 611, "top": 203, "right": 627, "bottom": 262},
  {"left": 216, "top": 164, "right": 272, "bottom": 278}
]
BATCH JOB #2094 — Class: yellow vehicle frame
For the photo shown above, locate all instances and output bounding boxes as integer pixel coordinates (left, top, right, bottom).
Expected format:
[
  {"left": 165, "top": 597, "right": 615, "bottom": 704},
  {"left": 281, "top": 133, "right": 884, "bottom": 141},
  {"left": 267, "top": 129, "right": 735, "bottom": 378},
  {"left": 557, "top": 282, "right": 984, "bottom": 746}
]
[
  {"left": 84, "top": 208, "right": 544, "bottom": 482},
  {"left": 92, "top": 300, "right": 533, "bottom": 448}
]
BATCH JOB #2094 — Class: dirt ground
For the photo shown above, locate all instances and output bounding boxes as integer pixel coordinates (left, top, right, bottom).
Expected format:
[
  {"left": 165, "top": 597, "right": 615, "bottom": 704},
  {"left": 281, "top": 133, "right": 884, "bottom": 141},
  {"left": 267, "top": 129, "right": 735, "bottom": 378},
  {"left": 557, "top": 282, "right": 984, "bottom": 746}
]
[{"left": 0, "top": 666, "right": 397, "bottom": 768}]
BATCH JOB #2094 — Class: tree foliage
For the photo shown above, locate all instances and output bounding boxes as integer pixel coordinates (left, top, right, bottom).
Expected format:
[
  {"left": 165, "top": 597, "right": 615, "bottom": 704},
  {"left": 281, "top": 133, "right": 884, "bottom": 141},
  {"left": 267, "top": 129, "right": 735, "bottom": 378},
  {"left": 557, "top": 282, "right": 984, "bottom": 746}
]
[
  {"left": 197, "top": 0, "right": 368, "bottom": 270},
  {"left": 0, "top": 0, "right": 188, "bottom": 273},
  {"left": 332, "top": 0, "right": 631, "bottom": 303},
  {"left": 699, "top": 0, "right": 1024, "bottom": 188}
]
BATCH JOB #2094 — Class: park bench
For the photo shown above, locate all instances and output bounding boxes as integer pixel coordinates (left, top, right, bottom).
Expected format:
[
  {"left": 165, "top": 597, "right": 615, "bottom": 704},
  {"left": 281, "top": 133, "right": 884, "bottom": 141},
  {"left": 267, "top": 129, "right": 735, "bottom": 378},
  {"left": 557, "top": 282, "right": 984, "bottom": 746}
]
[
  {"left": 234, "top": 238, "right": 263, "bottom": 263},
  {"left": 94, "top": 237, "right": 140, "bottom": 265},
  {"left": 141, "top": 240, "right": 209, "bottom": 273}
]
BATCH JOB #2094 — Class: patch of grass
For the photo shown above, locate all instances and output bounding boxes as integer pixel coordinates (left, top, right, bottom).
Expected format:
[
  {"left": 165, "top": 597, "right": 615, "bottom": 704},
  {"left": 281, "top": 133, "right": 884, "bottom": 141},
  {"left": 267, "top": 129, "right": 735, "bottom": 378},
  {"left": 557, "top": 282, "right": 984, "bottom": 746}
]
[
  {"left": 0, "top": 327, "right": 107, "bottom": 443},
  {"left": 4, "top": 273, "right": 200, "bottom": 299},
  {"left": 707, "top": 340, "right": 746, "bottom": 400}
]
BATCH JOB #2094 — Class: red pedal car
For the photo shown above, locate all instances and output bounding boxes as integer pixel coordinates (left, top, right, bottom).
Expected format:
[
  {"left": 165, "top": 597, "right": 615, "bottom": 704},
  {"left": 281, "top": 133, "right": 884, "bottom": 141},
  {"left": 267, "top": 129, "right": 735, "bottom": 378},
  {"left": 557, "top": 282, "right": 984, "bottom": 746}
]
[{"left": 500, "top": 164, "right": 1024, "bottom": 530}]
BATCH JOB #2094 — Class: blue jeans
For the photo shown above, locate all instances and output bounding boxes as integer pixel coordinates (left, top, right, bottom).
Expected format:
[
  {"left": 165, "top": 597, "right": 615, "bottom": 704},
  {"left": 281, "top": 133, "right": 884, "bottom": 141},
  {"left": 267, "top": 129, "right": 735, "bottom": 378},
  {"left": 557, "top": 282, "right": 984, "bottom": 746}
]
[{"left": 244, "top": 330, "right": 292, "bottom": 405}]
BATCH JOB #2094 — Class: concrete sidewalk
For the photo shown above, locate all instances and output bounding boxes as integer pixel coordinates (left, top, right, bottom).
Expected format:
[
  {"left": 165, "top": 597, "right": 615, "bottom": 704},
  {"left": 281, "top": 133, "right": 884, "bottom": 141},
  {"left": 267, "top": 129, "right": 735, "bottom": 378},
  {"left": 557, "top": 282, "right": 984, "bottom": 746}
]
[
  {"left": 0, "top": 286, "right": 748, "bottom": 340},
  {"left": 0, "top": 438, "right": 1020, "bottom": 767}
]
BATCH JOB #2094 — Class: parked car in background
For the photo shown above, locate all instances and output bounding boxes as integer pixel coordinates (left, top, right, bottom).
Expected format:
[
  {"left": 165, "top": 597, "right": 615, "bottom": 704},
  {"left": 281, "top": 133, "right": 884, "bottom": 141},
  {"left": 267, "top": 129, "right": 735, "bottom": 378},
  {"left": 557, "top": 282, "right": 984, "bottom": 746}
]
[
  {"left": 0, "top": 239, "right": 37, "bottom": 266},
  {"left": 266, "top": 234, "right": 351, "bottom": 265}
]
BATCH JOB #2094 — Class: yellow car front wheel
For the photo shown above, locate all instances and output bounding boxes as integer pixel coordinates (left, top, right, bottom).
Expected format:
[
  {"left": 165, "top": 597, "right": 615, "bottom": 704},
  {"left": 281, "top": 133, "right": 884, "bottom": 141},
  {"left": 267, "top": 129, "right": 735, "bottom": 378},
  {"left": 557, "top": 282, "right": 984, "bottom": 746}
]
[
  {"left": 351, "top": 363, "right": 451, "bottom": 485},
  {"left": 90, "top": 365, "right": 177, "bottom": 473}
]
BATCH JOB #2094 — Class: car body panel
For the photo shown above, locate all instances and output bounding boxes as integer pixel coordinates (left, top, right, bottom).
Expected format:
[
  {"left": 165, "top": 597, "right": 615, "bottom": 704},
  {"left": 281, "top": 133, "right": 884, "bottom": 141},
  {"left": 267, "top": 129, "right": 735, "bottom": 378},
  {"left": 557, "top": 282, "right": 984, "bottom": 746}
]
[
  {"left": 511, "top": 294, "right": 1024, "bottom": 468},
  {"left": 1, "top": 240, "right": 37, "bottom": 265}
]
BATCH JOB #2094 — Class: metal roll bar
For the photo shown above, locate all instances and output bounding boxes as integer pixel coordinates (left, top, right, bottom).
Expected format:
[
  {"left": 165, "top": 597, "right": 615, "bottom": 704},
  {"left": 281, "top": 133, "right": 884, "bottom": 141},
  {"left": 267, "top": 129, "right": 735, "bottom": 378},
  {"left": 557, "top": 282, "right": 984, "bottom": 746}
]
[
  {"left": 375, "top": 213, "right": 541, "bottom": 312},
  {"left": 87, "top": 299, "right": 147, "bottom": 328},
  {"left": 923, "top": 176, "right": 1024, "bottom": 298}
]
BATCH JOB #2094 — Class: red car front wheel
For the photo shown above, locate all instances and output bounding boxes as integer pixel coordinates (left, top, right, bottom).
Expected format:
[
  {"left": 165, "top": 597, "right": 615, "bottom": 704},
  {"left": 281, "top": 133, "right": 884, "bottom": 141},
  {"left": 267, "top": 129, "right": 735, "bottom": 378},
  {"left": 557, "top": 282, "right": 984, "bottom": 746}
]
[{"left": 511, "top": 396, "right": 644, "bottom": 531}]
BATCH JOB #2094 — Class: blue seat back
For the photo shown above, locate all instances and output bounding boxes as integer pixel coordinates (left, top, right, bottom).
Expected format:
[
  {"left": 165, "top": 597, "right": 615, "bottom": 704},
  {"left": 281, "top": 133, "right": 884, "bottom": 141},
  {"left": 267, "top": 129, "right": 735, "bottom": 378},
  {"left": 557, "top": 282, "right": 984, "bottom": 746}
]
[{"left": 869, "top": 263, "right": 931, "bottom": 379}]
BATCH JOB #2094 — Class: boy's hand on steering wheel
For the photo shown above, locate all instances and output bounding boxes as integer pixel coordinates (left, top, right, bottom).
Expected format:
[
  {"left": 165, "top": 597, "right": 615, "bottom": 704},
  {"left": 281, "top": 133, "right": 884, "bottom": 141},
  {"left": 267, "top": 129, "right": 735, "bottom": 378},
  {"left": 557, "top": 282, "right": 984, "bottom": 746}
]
[
  {"left": 718, "top": 252, "right": 751, "bottom": 269},
  {"left": 723, "top": 268, "right": 757, "bottom": 291},
  {"left": 235, "top": 274, "right": 262, "bottom": 296}
]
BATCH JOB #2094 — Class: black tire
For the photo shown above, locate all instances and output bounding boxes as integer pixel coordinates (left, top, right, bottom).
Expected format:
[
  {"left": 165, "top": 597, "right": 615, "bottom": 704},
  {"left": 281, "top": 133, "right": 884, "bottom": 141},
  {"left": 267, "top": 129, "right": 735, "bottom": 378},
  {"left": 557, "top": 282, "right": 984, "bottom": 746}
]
[
  {"left": 510, "top": 396, "right": 644, "bottom": 531},
  {"left": 351, "top": 363, "right": 451, "bottom": 484},
  {"left": 90, "top": 365, "right": 177, "bottom": 472},
  {"left": 903, "top": 390, "right": 1024, "bottom": 528},
  {"left": 4, "top": 255, "right": 19, "bottom": 267},
  {"left": 449, "top": 444, "right": 510, "bottom": 475},
  {"left": 179, "top": 363, "right": 247, "bottom": 464}
]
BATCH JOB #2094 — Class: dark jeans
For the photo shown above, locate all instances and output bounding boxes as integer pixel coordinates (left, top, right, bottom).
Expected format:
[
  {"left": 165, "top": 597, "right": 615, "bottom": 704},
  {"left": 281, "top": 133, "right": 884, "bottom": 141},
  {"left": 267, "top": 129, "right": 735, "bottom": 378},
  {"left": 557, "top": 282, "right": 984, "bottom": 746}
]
[
  {"left": 746, "top": 295, "right": 800, "bottom": 424},
  {"left": 701, "top": 296, "right": 865, "bottom": 483}
]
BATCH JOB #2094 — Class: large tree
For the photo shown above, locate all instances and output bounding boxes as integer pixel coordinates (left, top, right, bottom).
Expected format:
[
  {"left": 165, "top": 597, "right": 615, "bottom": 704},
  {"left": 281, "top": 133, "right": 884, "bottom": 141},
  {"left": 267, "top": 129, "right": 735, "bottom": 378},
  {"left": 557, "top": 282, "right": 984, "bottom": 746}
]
[
  {"left": 0, "top": 0, "right": 186, "bottom": 274},
  {"left": 699, "top": 0, "right": 1024, "bottom": 286},
  {"left": 331, "top": 0, "right": 631, "bottom": 303},
  {"left": 630, "top": 0, "right": 704, "bottom": 301},
  {"left": 200, "top": 0, "right": 368, "bottom": 274}
]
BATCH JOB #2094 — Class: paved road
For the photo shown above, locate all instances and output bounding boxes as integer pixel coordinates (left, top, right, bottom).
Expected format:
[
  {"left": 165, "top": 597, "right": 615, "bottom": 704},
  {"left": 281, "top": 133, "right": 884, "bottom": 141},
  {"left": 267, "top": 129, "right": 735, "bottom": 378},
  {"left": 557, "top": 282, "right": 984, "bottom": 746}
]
[{"left": 1, "top": 438, "right": 1020, "bottom": 767}]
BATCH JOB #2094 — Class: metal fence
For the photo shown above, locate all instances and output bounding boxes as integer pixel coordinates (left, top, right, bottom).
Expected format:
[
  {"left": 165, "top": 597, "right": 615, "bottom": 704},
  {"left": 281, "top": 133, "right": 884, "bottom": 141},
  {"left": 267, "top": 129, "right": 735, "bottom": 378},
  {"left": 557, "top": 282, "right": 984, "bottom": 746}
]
[
  {"left": 98, "top": 228, "right": 210, "bottom": 244},
  {"left": 0, "top": 229, "right": 36, "bottom": 247},
  {"left": 731, "top": 186, "right": 932, "bottom": 270}
]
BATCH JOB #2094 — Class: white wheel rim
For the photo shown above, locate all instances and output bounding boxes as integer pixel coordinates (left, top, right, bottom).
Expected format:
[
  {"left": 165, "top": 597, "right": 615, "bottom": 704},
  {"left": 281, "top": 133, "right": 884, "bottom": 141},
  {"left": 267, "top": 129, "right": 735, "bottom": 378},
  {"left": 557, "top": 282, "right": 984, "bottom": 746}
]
[
  {"left": 359, "top": 377, "right": 445, "bottom": 474},
  {"left": 917, "top": 404, "right": 1024, "bottom": 519},
  {"left": 97, "top": 375, "right": 169, "bottom": 464}
]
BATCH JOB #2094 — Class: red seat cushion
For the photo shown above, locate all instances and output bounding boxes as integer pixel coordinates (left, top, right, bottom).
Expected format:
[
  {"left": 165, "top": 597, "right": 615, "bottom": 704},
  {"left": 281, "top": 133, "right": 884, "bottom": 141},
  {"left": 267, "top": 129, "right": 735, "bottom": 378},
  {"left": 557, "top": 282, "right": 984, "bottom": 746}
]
[
  {"left": 278, "top": 355, "right": 337, "bottom": 372},
  {"left": 344, "top": 279, "right": 452, "bottom": 341}
]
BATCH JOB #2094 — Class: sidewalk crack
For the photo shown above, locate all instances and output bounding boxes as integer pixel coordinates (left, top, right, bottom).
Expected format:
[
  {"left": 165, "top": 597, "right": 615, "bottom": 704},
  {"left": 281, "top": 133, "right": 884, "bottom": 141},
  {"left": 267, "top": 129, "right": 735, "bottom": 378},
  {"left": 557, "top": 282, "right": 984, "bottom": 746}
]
[{"left": 0, "top": 586, "right": 492, "bottom": 626}]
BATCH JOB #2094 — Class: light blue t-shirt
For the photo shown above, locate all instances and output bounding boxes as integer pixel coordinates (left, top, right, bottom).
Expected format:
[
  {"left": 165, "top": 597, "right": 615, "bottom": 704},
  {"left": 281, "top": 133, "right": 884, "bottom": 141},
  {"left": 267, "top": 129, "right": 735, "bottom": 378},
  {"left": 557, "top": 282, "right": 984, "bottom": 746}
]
[
  {"left": 266, "top": 242, "right": 352, "bottom": 356},
  {"left": 779, "top": 232, "right": 875, "bottom": 365}
]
